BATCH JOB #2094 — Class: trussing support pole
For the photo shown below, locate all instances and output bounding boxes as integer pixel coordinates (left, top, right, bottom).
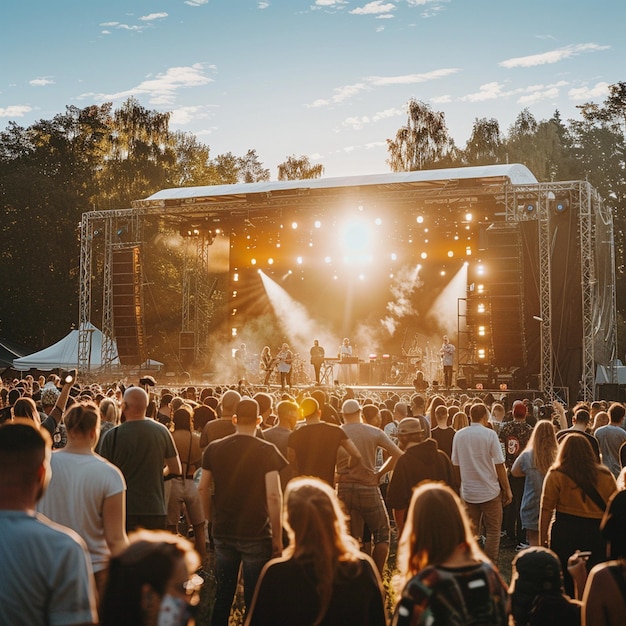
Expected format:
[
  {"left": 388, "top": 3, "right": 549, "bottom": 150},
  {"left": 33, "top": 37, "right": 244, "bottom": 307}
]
[
  {"left": 537, "top": 194, "right": 555, "bottom": 401},
  {"left": 78, "top": 214, "right": 93, "bottom": 373},
  {"left": 101, "top": 216, "right": 115, "bottom": 370},
  {"left": 578, "top": 183, "right": 595, "bottom": 402},
  {"left": 181, "top": 241, "right": 193, "bottom": 334},
  {"left": 194, "top": 236, "right": 212, "bottom": 361}
]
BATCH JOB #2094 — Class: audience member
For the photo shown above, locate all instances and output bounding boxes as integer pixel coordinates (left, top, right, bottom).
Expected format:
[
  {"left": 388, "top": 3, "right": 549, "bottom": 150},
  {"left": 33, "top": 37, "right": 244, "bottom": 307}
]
[
  {"left": 198, "top": 397, "right": 286, "bottom": 625},
  {"left": 595, "top": 402, "right": 626, "bottom": 478},
  {"left": 387, "top": 416, "right": 457, "bottom": 533},
  {"left": 37, "top": 401, "right": 128, "bottom": 604},
  {"left": 100, "top": 529, "right": 201, "bottom": 626},
  {"left": 100, "top": 387, "right": 181, "bottom": 531},
  {"left": 452, "top": 403, "right": 513, "bottom": 562},
  {"left": 0, "top": 420, "right": 98, "bottom": 625},
  {"left": 336, "top": 398, "right": 403, "bottom": 574},
  {"left": 539, "top": 433, "right": 617, "bottom": 595},
  {"left": 392, "top": 483, "right": 509, "bottom": 625},
  {"left": 245, "top": 477, "right": 387, "bottom": 625}
]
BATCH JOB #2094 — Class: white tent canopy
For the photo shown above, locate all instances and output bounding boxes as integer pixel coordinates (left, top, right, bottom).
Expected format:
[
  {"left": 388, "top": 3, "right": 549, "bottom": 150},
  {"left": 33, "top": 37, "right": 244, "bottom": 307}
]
[{"left": 12, "top": 323, "right": 119, "bottom": 372}]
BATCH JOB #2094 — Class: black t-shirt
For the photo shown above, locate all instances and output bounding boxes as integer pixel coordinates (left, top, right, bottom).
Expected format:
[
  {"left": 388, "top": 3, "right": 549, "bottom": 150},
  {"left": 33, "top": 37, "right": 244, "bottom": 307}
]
[
  {"left": 288, "top": 422, "right": 348, "bottom": 485},
  {"left": 430, "top": 426, "right": 456, "bottom": 459},
  {"left": 386, "top": 439, "right": 456, "bottom": 511},
  {"left": 248, "top": 556, "right": 386, "bottom": 626},
  {"left": 202, "top": 434, "right": 286, "bottom": 540}
]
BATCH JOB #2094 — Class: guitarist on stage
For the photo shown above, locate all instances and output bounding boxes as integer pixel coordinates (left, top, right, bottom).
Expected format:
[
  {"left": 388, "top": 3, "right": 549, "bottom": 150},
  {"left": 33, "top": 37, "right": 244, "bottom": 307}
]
[{"left": 276, "top": 342, "right": 293, "bottom": 390}]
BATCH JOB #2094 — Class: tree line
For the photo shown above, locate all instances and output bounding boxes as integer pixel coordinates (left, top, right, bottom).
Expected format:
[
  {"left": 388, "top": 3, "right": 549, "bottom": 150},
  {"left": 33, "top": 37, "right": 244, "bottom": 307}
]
[{"left": 0, "top": 86, "right": 624, "bottom": 361}]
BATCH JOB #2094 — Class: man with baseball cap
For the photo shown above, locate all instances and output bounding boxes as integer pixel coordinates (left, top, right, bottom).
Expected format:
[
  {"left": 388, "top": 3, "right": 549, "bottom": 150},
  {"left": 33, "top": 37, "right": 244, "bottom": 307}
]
[
  {"left": 336, "top": 398, "right": 403, "bottom": 574},
  {"left": 288, "top": 397, "right": 361, "bottom": 486}
]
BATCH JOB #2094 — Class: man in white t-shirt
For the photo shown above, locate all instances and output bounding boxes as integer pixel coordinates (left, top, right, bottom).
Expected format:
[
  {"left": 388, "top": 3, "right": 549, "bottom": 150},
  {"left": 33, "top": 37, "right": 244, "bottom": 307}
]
[{"left": 451, "top": 402, "right": 512, "bottom": 562}]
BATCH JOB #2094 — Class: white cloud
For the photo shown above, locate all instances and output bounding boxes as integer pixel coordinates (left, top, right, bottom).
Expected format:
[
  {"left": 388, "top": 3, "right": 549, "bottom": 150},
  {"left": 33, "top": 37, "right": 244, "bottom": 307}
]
[
  {"left": 308, "top": 82, "right": 368, "bottom": 107},
  {"left": 500, "top": 43, "right": 609, "bottom": 68},
  {"left": 116, "top": 24, "right": 143, "bottom": 31},
  {"left": 350, "top": 1, "right": 396, "bottom": 15},
  {"left": 185, "top": 0, "right": 209, "bottom": 5},
  {"left": 29, "top": 77, "right": 55, "bottom": 87},
  {"left": 460, "top": 82, "right": 508, "bottom": 102},
  {"left": 101, "top": 30, "right": 112, "bottom": 35},
  {"left": 376, "top": 14, "right": 394, "bottom": 18},
  {"left": 368, "top": 68, "right": 458, "bottom": 86},
  {"left": 431, "top": 94, "right": 452, "bottom": 104},
  {"left": 341, "top": 107, "right": 404, "bottom": 130},
  {"left": 140, "top": 13, "right": 168, "bottom": 21},
  {"left": 406, "top": 0, "right": 442, "bottom": 5},
  {"left": 80, "top": 64, "right": 215, "bottom": 106},
  {"left": 312, "top": 0, "right": 347, "bottom": 7},
  {"left": 568, "top": 82, "right": 610, "bottom": 101},
  {"left": 170, "top": 105, "right": 215, "bottom": 125},
  {"left": 258, "top": 1, "right": 269, "bottom": 7},
  {"left": 0, "top": 105, "right": 33, "bottom": 117},
  {"left": 518, "top": 87, "right": 560, "bottom": 105},
  {"left": 100, "top": 21, "right": 119, "bottom": 26},
  {"left": 309, "top": 68, "right": 457, "bottom": 108}
]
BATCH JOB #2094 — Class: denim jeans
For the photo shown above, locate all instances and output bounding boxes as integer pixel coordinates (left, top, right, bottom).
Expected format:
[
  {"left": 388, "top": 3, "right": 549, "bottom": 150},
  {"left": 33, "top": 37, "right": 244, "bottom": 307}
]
[
  {"left": 465, "top": 495, "right": 503, "bottom": 562},
  {"left": 337, "top": 482, "right": 390, "bottom": 545},
  {"left": 211, "top": 536, "right": 272, "bottom": 626}
]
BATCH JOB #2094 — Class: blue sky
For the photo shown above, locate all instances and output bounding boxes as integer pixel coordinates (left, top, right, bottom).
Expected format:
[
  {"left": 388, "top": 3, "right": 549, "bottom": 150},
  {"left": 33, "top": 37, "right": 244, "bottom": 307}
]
[{"left": 1, "top": 0, "right": 623, "bottom": 180}]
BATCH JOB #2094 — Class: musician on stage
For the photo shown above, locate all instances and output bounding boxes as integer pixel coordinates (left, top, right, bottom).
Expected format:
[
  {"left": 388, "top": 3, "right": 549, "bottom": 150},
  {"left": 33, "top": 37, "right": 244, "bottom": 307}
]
[
  {"left": 339, "top": 338, "right": 352, "bottom": 360},
  {"left": 276, "top": 342, "right": 293, "bottom": 390},
  {"left": 260, "top": 346, "right": 274, "bottom": 385},
  {"left": 439, "top": 335, "right": 455, "bottom": 388},
  {"left": 310, "top": 339, "right": 325, "bottom": 385},
  {"left": 234, "top": 342, "right": 248, "bottom": 380},
  {"left": 338, "top": 338, "right": 355, "bottom": 385}
]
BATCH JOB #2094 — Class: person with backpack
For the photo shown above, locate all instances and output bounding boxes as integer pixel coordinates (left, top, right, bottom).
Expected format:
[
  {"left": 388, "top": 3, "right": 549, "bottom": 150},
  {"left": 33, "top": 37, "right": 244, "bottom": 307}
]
[
  {"left": 499, "top": 400, "right": 533, "bottom": 549},
  {"left": 392, "top": 483, "right": 509, "bottom": 625}
]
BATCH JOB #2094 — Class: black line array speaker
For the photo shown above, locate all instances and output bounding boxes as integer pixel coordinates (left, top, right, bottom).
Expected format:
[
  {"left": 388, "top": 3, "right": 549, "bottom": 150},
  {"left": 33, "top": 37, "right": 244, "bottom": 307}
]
[
  {"left": 486, "top": 225, "right": 525, "bottom": 368},
  {"left": 112, "top": 247, "right": 145, "bottom": 365}
]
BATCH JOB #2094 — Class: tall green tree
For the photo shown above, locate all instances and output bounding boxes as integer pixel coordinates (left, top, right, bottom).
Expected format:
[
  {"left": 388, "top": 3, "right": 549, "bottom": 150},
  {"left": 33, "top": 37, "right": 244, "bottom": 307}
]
[
  {"left": 277, "top": 155, "right": 324, "bottom": 180},
  {"left": 238, "top": 149, "right": 270, "bottom": 183},
  {"left": 386, "top": 99, "right": 455, "bottom": 172},
  {"left": 463, "top": 117, "right": 503, "bottom": 166}
]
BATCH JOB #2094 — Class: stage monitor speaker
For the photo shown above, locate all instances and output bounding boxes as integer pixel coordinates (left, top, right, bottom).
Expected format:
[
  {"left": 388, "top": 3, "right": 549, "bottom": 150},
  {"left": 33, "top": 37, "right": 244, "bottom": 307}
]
[
  {"left": 359, "top": 363, "right": 371, "bottom": 386},
  {"left": 598, "top": 383, "right": 619, "bottom": 401},
  {"left": 112, "top": 247, "right": 145, "bottom": 366}
]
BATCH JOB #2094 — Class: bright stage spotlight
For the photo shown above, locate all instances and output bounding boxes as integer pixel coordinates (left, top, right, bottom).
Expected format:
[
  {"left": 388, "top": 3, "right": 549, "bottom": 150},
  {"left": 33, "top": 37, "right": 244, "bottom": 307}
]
[
  {"left": 338, "top": 217, "right": 373, "bottom": 265},
  {"left": 314, "top": 220, "right": 321, "bottom": 228},
  {"left": 416, "top": 216, "right": 424, "bottom": 224}
]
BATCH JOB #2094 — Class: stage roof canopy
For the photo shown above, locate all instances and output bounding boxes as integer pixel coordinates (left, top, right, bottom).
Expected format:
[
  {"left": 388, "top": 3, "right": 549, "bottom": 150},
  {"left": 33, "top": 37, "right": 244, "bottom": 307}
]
[{"left": 132, "top": 164, "right": 538, "bottom": 216}]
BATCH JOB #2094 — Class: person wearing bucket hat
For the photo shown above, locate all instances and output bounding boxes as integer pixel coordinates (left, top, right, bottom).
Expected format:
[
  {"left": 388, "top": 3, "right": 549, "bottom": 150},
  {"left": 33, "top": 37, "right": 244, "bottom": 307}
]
[{"left": 579, "top": 489, "right": 626, "bottom": 625}]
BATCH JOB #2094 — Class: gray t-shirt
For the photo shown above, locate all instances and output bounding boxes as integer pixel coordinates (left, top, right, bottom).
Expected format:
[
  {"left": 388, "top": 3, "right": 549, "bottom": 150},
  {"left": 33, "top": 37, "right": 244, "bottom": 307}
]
[
  {"left": 595, "top": 424, "right": 626, "bottom": 477},
  {"left": 337, "top": 423, "right": 400, "bottom": 486},
  {"left": 100, "top": 418, "right": 177, "bottom": 516}
]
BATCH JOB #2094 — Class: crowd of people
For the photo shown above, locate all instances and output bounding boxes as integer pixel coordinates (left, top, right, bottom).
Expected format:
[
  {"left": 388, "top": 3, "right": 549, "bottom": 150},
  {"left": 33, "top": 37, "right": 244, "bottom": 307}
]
[{"left": 1, "top": 371, "right": 626, "bottom": 625}]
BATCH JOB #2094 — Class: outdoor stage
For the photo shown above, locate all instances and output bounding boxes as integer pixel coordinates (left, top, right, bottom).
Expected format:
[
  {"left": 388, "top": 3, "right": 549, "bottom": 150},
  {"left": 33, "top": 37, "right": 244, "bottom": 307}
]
[{"left": 78, "top": 164, "right": 616, "bottom": 403}]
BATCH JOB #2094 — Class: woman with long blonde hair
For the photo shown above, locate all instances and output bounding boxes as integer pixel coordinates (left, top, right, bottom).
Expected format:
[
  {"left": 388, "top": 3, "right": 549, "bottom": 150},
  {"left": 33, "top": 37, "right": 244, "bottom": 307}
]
[
  {"left": 245, "top": 476, "right": 386, "bottom": 626},
  {"left": 511, "top": 420, "right": 558, "bottom": 546},
  {"left": 393, "top": 483, "right": 508, "bottom": 625}
]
